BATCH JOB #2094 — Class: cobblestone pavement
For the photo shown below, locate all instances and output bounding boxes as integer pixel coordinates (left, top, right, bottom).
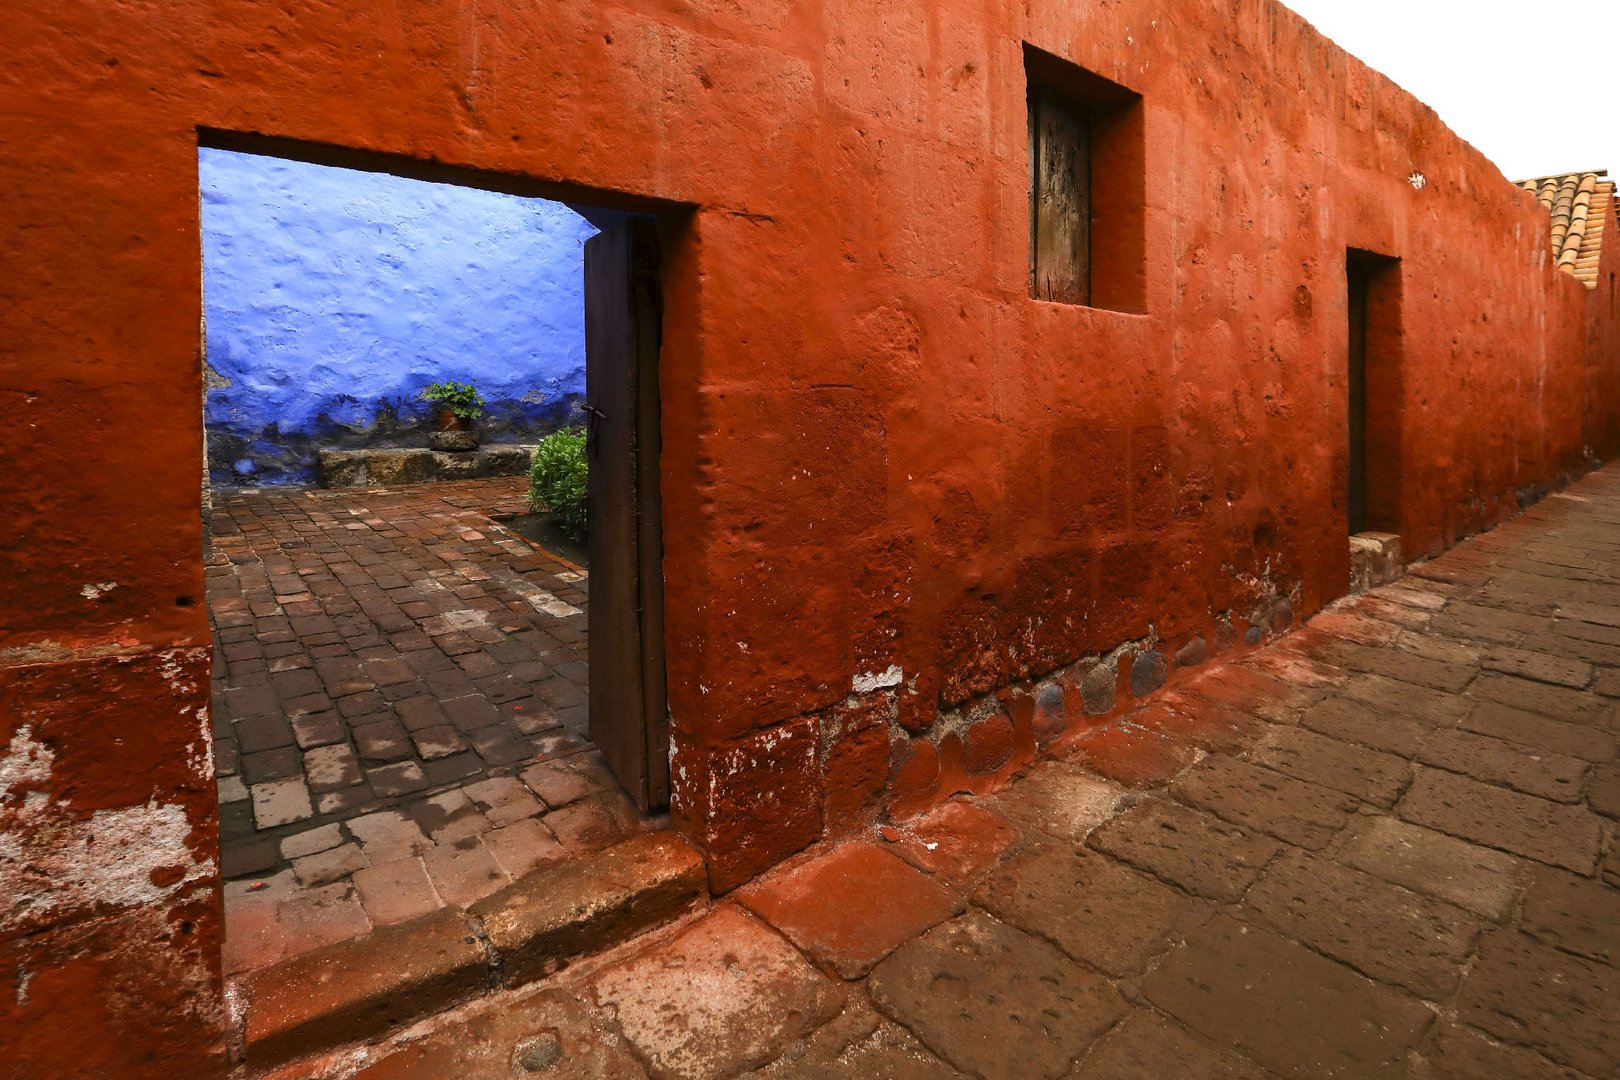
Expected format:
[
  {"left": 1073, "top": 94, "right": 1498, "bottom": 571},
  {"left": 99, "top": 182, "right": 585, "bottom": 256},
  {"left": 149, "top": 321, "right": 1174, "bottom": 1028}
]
[
  {"left": 301, "top": 465, "right": 1620, "bottom": 1079},
  {"left": 208, "top": 478, "right": 656, "bottom": 976}
]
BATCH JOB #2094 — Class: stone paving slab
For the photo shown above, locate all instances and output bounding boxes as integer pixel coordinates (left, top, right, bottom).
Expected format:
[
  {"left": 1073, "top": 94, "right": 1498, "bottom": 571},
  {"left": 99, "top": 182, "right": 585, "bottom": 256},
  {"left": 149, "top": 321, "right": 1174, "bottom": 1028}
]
[
  {"left": 1239, "top": 849, "right": 1480, "bottom": 999},
  {"left": 1410, "top": 1021, "right": 1587, "bottom": 1080},
  {"left": 1519, "top": 866, "right": 1620, "bottom": 964},
  {"left": 868, "top": 912, "right": 1126, "bottom": 1079},
  {"left": 1143, "top": 915, "right": 1434, "bottom": 1077},
  {"left": 1415, "top": 726, "right": 1589, "bottom": 803},
  {"left": 973, "top": 844, "right": 1202, "bottom": 977},
  {"left": 1454, "top": 930, "right": 1620, "bottom": 1076},
  {"left": 1088, "top": 796, "right": 1282, "bottom": 902},
  {"left": 1334, "top": 815, "right": 1526, "bottom": 920},
  {"left": 1398, "top": 767, "right": 1603, "bottom": 873},
  {"left": 591, "top": 906, "right": 845, "bottom": 1080},
  {"left": 750, "top": 998, "right": 965, "bottom": 1079},
  {"left": 1249, "top": 724, "right": 1413, "bottom": 806},
  {"left": 347, "top": 988, "right": 649, "bottom": 1080},
  {"left": 735, "top": 841, "right": 964, "bottom": 979},
  {"left": 1171, "top": 753, "right": 1361, "bottom": 850},
  {"left": 1069, "top": 1009, "right": 1271, "bottom": 1080},
  {"left": 266, "top": 464, "right": 1620, "bottom": 1079}
]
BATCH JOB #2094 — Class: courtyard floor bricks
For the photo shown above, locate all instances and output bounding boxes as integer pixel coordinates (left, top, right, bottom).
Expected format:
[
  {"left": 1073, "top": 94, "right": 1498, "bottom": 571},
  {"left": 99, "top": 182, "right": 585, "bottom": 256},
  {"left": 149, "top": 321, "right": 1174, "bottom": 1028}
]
[
  {"left": 208, "top": 478, "right": 663, "bottom": 975},
  {"left": 250, "top": 465, "right": 1620, "bottom": 1078}
]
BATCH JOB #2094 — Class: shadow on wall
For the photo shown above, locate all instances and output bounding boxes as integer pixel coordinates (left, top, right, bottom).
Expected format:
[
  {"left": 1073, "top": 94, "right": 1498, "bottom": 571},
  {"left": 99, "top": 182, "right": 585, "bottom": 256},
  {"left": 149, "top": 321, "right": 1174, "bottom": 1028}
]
[{"left": 199, "top": 147, "right": 599, "bottom": 487}]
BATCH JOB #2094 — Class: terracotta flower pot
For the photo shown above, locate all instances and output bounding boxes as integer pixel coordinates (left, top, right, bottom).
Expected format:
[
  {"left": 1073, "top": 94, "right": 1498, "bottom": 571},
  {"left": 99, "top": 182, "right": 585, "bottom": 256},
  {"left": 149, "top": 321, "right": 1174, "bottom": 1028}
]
[{"left": 437, "top": 409, "right": 472, "bottom": 432}]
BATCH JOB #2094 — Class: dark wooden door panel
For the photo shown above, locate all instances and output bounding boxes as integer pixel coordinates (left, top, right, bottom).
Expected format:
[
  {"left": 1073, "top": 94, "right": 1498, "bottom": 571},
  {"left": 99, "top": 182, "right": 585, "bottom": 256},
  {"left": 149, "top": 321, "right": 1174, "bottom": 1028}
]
[{"left": 584, "top": 215, "right": 667, "bottom": 811}]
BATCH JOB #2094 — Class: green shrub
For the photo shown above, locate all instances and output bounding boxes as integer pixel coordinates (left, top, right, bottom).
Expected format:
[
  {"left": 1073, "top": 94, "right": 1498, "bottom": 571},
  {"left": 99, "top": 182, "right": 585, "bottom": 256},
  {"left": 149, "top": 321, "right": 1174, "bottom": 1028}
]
[{"left": 530, "top": 428, "right": 588, "bottom": 540}]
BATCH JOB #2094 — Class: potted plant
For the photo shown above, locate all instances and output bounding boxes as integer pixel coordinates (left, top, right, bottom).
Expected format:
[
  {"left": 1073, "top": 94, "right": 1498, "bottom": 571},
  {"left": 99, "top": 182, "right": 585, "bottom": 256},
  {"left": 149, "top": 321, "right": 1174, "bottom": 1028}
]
[{"left": 420, "top": 380, "right": 485, "bottom": 432}]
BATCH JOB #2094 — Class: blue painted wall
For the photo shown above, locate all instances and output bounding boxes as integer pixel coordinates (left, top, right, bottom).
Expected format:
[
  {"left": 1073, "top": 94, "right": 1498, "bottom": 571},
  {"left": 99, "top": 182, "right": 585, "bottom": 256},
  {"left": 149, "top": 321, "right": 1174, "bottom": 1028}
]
[{"left": 199, "top": 148, "right": 597, "bottom": 486}]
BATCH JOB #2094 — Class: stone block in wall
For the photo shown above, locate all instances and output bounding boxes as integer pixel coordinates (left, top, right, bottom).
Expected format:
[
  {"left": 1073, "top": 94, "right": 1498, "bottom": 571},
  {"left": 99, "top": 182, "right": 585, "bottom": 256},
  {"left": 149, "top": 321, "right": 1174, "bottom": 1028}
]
[
  {"left": 1350, "top": 532, "right": 1403, "bottom": 595},
  {"left": 1050, "top": 422, "right": 1129, "bottom": 536},
  {"left": 367, "top": 450, "right": 436, "bottom": 487},
  {"left": 429, "top": 450, "right": 485, "bottom": 480},
  {"left": 818, "top": 693, "right": 892, "bottom": 835},
  {"left": 1129, "top": 650, "right": 1169, "bottom": 698},
  {"left": 674, "top": 718, "right": 823, "bottom": 893},
  {"left": 316, "top": 446, "right": 536, "bottom": 488},
  {"left": 962, "top": 709, "right": 1016, "bottom": 774},
  {"left": 824, "top": 725, "right": 890, "bottom": 834},
  {"left": 483, "top": 444, "right": 535, "bottom": 475},
  {"left": 937, "top": 594, "right": 1009, "bottom": 707},
  {"left": 429, "top": 430, "right": 478, "bottom": 452},
  {"left": 1032, "top": 682, "right": 1066, "bottom": 748},
  {"left": 317, "top": 449, "right": 368, "bottom": 488},
  {"left": 888, "top": 736, "right": 941, "bottom": 820},
  {"left": 2, "top": 894, "right": 227, "bottom": 1079},
  {"left": 1175, "top": 636, "right": 1209, "bottom": 668},
  {"left": 708, "top": 386, "right": 888, "bottom": 549},
  {"left": 1010, "top": 546, "right": 1094, "bottom": 676}
]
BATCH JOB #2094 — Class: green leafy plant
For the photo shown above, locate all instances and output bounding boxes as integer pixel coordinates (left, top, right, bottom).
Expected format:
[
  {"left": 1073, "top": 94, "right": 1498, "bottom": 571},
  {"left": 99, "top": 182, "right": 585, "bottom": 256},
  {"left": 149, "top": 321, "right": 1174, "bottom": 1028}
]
[
  {"left": 529, "top": 428, "right": 588, "bottom": 541},
  {"left": 420, "top": 380, "right": 485, "bottom": 421}
]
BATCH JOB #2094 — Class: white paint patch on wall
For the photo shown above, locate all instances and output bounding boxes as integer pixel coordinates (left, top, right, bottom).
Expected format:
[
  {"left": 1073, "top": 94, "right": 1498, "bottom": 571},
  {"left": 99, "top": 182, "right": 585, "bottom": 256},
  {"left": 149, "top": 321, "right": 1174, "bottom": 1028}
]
[
  {"left": 0, "top": 801, "right": 211, "bottom": 936},
  {"left": 0, "top": 725, "right": 53, "bottom": 807},
  {"left": 0, "top": 723, "right": 214, "bottom": 937},
  {"left": 852, "top": 665, "right": 904, "bottom": 693}
]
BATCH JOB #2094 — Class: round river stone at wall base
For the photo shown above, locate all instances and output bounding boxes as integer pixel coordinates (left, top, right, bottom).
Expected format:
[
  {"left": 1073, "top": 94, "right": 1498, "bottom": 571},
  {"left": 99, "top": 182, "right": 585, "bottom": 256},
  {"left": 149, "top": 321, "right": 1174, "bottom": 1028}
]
[{"left": 1130, "top": 650, "right": 1168, "bottom": 698}]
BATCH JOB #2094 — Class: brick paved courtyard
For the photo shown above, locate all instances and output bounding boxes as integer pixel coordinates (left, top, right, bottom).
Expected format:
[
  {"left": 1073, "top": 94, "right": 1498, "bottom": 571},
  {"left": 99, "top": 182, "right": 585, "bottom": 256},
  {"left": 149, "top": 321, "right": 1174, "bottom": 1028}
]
[
  {"left": 208, "top": 477, "right": 656, "bottom": 975},
  {"left": 290, "top": 464, "right": 1620, "bottom": 1078}
]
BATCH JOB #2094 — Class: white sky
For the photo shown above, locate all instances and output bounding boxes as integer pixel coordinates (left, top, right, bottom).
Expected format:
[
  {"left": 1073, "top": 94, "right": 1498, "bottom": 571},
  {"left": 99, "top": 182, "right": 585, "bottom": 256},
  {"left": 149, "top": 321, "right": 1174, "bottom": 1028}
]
[{"left": 1278, "top": 0, "right": 1617, "bottom": 182}]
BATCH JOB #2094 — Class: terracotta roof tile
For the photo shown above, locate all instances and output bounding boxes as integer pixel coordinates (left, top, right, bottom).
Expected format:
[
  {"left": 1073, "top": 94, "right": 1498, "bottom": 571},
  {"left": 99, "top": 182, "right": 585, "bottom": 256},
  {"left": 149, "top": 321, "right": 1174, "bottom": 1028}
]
[{"left": 1517, "top": 170, "right": 1614, "bottom": 288}]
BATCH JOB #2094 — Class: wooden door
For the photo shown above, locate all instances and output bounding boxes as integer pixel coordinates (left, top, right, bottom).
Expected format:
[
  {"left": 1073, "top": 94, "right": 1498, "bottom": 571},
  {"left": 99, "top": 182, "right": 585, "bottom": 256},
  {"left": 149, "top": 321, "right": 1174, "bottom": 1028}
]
[{"left": 584, "top": 215, "right": 668, "bottom": 811}]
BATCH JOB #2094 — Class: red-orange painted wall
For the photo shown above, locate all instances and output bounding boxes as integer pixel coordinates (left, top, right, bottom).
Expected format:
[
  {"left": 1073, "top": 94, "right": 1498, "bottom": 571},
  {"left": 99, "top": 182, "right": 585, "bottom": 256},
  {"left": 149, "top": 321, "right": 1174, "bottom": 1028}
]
[{"left": 4, "top": 1, "right": 1618, "bottom": 1072}]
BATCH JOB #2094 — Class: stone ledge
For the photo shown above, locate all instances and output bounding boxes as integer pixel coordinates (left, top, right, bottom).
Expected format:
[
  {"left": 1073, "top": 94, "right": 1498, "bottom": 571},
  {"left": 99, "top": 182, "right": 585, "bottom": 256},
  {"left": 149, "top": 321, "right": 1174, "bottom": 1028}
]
[
  {"left": 239, "top": 907, "right": 488, "bottom": 1070},
  {"left": 236, "top": 831, "right": 706, "bottom": 1072},
  {"left": 317, "top": 445, "right": 534, "bottom": 488},
  {"left": 470, "top": 831, "right": 709, "bottom": 987}
]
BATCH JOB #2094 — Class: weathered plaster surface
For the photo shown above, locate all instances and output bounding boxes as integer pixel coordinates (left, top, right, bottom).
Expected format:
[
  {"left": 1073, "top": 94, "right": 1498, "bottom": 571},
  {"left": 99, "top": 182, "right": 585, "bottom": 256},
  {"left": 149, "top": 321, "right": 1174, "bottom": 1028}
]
[
  {"left": 4, "top": 0, "right": 1620, "bottom": 1066},
  {"left": 200, "top": 147, "right": 596, "bottom": 486},
  {"left": 0, "top": 650, "right": 223, "bottom": 1076}
]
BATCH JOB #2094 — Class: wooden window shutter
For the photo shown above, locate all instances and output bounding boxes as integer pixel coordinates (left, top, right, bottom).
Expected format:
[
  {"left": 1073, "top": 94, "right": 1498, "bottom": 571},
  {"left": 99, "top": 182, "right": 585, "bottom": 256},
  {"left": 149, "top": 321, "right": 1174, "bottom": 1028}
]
[{"left": 1030, "top": 89, "right": 1091, "bottom": 305}]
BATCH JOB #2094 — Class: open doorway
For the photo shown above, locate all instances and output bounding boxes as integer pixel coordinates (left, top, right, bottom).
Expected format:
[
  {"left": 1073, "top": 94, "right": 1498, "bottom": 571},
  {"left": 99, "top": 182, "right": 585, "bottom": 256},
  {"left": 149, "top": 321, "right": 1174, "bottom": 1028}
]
[
  {"left": 198, "top": 137, "right": 671, "bottom": 976},
  {"left": 1345, "top": 248, "right": 1404, "bottom": 594},
  {"left": 1346, "top": 248, "right": 1403, "bottom": 535}
]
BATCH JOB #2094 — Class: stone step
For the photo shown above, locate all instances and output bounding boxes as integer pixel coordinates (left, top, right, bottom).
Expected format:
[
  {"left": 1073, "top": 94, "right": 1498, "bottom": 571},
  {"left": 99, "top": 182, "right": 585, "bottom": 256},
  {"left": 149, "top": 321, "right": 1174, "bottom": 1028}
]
[{"left": 235, "top": 831, "right": 707, "bottom": 1074}]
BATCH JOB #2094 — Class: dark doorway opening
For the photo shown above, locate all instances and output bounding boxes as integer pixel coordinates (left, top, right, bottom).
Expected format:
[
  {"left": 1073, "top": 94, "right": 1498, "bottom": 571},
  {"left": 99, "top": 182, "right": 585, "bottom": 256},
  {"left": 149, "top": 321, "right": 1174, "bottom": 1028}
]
[{"left": 1346, "top": 249, "right": 1403, "bottom": 536}]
